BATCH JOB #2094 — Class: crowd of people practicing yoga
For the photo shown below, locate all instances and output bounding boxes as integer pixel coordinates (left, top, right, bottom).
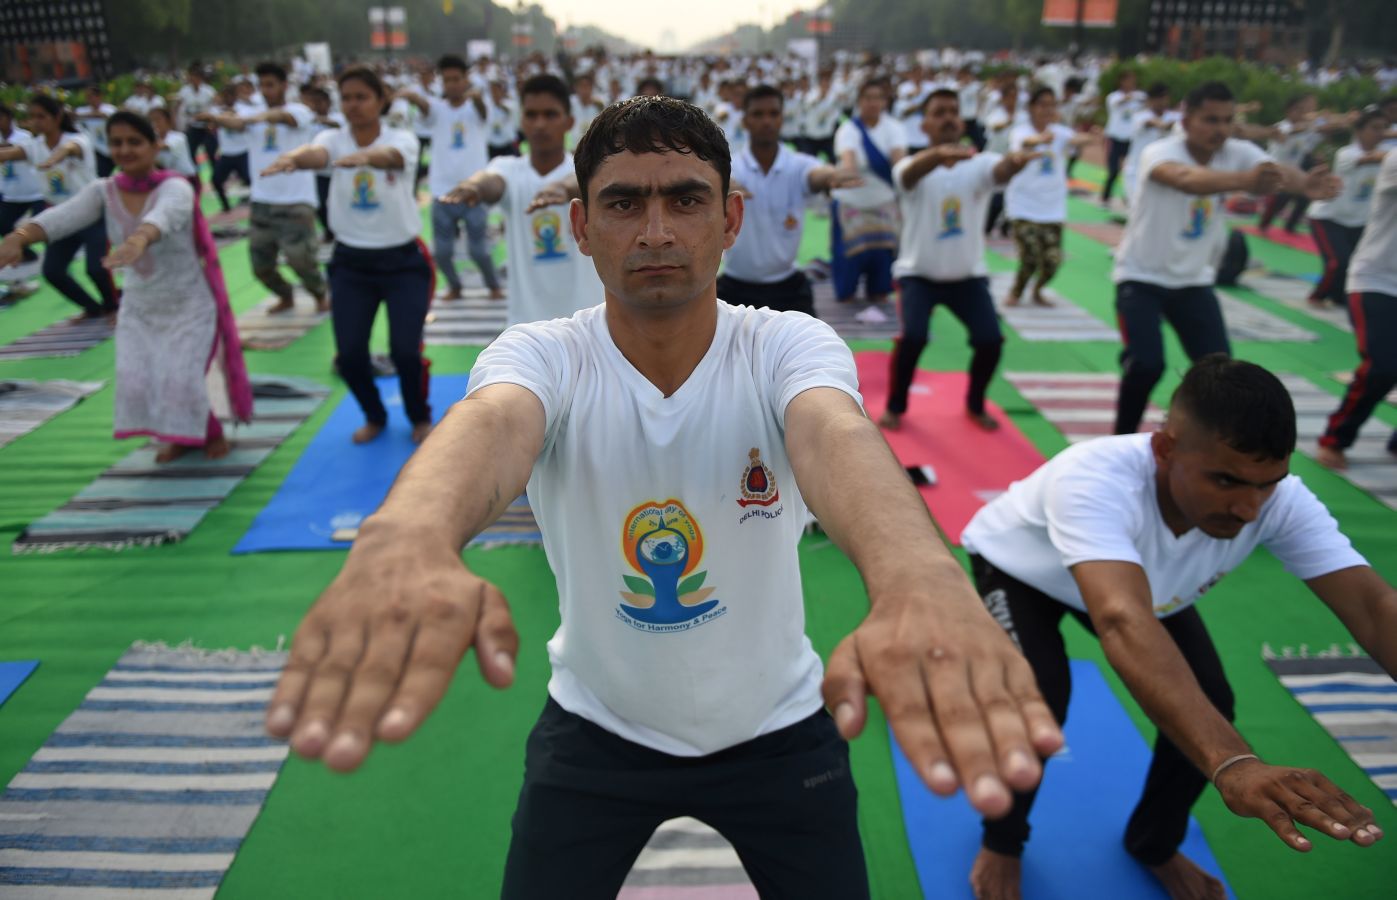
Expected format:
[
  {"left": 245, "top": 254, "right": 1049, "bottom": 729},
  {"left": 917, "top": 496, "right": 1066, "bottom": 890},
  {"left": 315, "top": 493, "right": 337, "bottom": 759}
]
[{"left": 1, "top": 45, "right": 1394, "bottom": 899}]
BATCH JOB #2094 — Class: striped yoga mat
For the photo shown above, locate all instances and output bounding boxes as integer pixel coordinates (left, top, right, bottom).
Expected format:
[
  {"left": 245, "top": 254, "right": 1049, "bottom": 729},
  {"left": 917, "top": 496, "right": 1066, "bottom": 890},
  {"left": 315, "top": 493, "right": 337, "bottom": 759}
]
[
  {"left": 1237, "top": 224, "right": 1318, "bottom": 255},
  {"left": 1216, "top": 292, "right": 1319, "bottom": 343},
  {"left": 1266, "top": 654, "right": 1396, "bottom": 807},
  {"left": 424, "top": 290, "right": 509, "bottom": 346},
  {"left": 1240, "top": 273, "right": 1351, "bottom": 333},
  {"left": 987, "top": 273, "right": 1119, "bottom": 342},
  {"left": 1278, "top": 374, "right": 1397, "bottom": 510},
  {"left": 0, "top": 380, "right": 104, "bottom": 448},
  {"left": 0, "top": 642, "right": 290, "bottom": 899},
  {"left": 13, "top": 375, "right": 332, "bottom": 553},
  {"left": 811, "top": 282, "right": 899, "bottom": 341},
  {"left": 1006, "top": 372, "right": 1165, "bottom": 443},
  {"left": 0, "top": 317, "right": 115, "bottom": 361},
  {"left": 619, "top": 817, "right": 756, "bottom": 898},
  {"left": 235, "top": 292, "right": 329, "bottom": 351}
]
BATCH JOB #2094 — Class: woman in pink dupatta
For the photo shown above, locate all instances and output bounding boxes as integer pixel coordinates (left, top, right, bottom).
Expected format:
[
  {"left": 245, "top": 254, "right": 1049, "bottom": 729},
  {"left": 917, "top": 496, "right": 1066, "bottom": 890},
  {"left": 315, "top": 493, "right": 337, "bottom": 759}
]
[{"left": 0, "top": 110, "right": 251, "bottom": 462}]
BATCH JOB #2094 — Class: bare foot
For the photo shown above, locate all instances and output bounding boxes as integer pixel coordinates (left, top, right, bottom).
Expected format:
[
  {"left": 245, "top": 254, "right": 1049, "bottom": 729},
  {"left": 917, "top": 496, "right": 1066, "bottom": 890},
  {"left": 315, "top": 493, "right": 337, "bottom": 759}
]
[
  {"left": 1003, "top": 293, "right": 1022, "bottom": 307},
  {"left": 154, "top": 443, "right": 191, "bottom": 464},
  {"left": 1315, "top": 444, "right": 1347, "bottom": 470},
  {"left": 314, "top": 294, "right": 330, "bottom": 314},
  {"left": 1148, "top": 853, "right": 1226, "bottom": 900},
  {"left": 488, "top": 287, "right": 506, "bottom": 301},
  {"left": 877, "top": 409, "right": 901, "bottom": 431},
  {"left": 868, "top": 293, "right": 889, "bottom": 305},
  {"left": 267, "top": 296, "right": 295, "bottom": 315},
  {"left": 969, "top": 848, "right": 1022, "bottom": 900},
  {"left": 411, "top": 421, "right": 433, "bottom": 444},
  {"left": 440, "top": 287, "right": 463, "bottom": 302},
  {"left": 352, "top": 422, "right": 385, "bottom": 444},
  {"left": 968, "top": 409, "right": 1001, "bottom": 431},
  {"left": 1030, "top": 292, "right": 1054, "bottom": 307},
  {"left": 203, "top": 435, "right": 231, "bottom": 459}
]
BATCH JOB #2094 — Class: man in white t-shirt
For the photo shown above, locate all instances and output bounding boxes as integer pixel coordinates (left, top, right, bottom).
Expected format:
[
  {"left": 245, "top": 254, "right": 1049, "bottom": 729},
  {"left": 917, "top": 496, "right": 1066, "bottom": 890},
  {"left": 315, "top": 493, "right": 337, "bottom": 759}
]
[
  {"left": 1318, "top": 148, "right": 1397, "bottom": 468},
  {"left": 879, "top": 89, "right": 1039, "bottom": 433},
  {"left": 74, "top": 85, "right": 118, "bottom": 177},
  {"left": 568, "top": 72, "right": 606, "bottom": 149},
  {"left": 1257, "top": 94, "right": 1350, "bottom": 234},
  {"left": 266, "top": 96, "right": 1064, "bottom": 898},
  {"left": 203, "top": 61, "right": 328, "bottom": 314},
  {"left": 1121, "top": 82, "right": 1182, "bottom": 206},
  {"left": 399, "top": 54, "right": 501, "bottom": 302},
  {"left": 718, "top": 84, "right": 862, "bottom": 316},
  {"left": 487, "top": 80, "right": 520, "bottom": 158},
  {"left": 176, "top": 64, "right": 219, "bottom": 168},
  {"left": 1111, "top": 81, "right": 1339, "bottom": 436},
  {"left": 123, "top": 80, "right": 166, "bottom": 118},
  {"left": 1101, "top": 69, "right": 1144, "bottom": 204},
  {"left": 962, "top": 356, "right": 1394, "bottom": 900},
  {"left": 442, "top": 75, "right": 603, "bottom": 325}
]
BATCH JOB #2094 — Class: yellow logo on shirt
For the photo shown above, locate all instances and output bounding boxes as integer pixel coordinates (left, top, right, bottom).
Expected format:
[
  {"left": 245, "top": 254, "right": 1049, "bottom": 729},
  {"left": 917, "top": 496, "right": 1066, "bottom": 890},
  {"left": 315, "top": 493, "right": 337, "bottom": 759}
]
[
  {"left": 1181, "top": 197, "right": 1212, "bottom": 240},
  {"left": 531, "top": 211, "right": 567, "bottom": 261},
  {"left": 47, "top": 170, "right": 66, "bottom": 196},
  {"left": 350, "top": 171, "right": 379, "bottom": 210},
  {"left": 939, "top": 196, "right": 964, "bottom": 238},
  {"left": 617, "top": 499, "right": 725, "bottom": 633},
  {"left": 451, "top": 121, "right": 466, "bottom": 149}
]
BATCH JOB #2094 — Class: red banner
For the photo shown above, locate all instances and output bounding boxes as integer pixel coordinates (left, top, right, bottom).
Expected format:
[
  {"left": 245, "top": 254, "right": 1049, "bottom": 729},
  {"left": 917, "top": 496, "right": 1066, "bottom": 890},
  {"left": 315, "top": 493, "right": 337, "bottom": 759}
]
[{"left": 1042, "top": 0, "right": 1118, "bottom": 27}]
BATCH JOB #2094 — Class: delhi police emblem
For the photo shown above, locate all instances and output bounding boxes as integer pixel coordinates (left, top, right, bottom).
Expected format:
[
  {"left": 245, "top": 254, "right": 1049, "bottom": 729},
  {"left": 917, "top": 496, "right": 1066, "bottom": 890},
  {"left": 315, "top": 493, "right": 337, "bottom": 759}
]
[{"left": 737, "top": 447, "right": 780, "bottom": 508}]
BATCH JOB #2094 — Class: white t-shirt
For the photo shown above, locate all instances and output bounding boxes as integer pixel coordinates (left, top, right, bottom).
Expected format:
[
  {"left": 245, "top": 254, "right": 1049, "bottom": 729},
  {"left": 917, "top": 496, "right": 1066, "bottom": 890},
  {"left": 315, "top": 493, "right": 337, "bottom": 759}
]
[
  {"left": 1268, "top": 119, "right": 1323, "bottom": 168},
  {"left": 1122, "top": 110, "right": 1183, "bottom": 202},
  {"left": 157, "top": 130, "right": 198, "bottom": 177},
  {"left": 1309, "top": 144, "right": 1381, "bottom": 229},
  {"left": 1, "top": 127, "right": 45, "bottom": 202},
  {"left": 1104, "top": 89, "right": 1145, "bottom": 141},
  {"left": 487, "top": 97, "right": 518, "bottom": 146},
  {"left": 485, "top": 153, "right": 604, "bottom": 326},
  {"left": 313, "top": 126, "right": 421, "bottom": 249},
  {"left": 124, "top": 95, "right": 166, "bottom": 117},
  {"left": 74, "top": 104, "right": 117, "bottom": 156},
  {"left": 464, "top": 301, "right": 862, "bottom": 755},
  {"left": 982, "top": 106, "right": 1026, "bottom": 155},
  {"left": 961, "top": 434, "right": 1367, "bottom": 617},
  {"left": 176, "top": 83, "right": 218, "bottom": 129},
  {"left": 832, "top": 115, "right": 906, "bottom": 208},
  {"left": 25, "top": 133, "right": 95, "bottom": 205},
  {"left": 893, "top": 151, "right": 1000, "bottom": 282},
  {"left": 1005, "top": 123, "right": 1074, "bottom": 223},
  {"left": 723, "top": 145, "right": 820, "bottom": 283},
  {"left": 1113, "top": 135, "right": 1269, "bottom": 288},
  {"left": 216, "top": 102, "right": 257, "bottom": 156},
  {"left": 569, "top": 96, "right": 606, "bottom": 148},
  {"left": 1347, "top": 151, "right": 1397, "bottom": 297},
  {"left": 246, "top": 103, "right": 318, "bottom": 206},
  {"left": 423, "top": 96, "right": 491, "bottom": 198}
]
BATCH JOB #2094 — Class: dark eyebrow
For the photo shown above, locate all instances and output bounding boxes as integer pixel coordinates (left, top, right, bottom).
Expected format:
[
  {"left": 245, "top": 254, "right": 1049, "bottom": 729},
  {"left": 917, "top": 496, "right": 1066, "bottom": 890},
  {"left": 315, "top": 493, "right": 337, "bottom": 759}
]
[
  {"left": 1209, "top": 469, "right": 1288, "bottom": 488},
  {"left": 596, "top": 179, "right": 714, "bottom": 202}
]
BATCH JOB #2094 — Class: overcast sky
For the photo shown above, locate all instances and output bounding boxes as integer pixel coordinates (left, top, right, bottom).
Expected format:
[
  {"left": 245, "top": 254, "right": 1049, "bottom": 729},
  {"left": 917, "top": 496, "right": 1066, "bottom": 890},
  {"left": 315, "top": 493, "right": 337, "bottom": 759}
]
[{"left": 530, "top": 0, "right": 825, "bottom": 51}]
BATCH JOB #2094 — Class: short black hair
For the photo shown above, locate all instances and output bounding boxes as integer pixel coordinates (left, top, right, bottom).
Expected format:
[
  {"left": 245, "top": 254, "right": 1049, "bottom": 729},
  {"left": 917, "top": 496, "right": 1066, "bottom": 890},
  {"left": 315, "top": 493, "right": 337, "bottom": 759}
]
[
  {"left": 521, "top": 74, "right": 570, "bottom": 112},
  {"left": 107, "top": 109, "right": 156, "bottom": 143},
  {"left": 438, "top": 54, "right": 468, "bottom": 74},
  {"left": 574, "top": 96, "right": 730, "bottom": 208},
  {"left": 255, "top": 62, "right": 288, "bottom": 82},
  {"left": 1356, "top": 108, "right": 1389, "bottom": 131},
  {"left": 1185, "top": 81, "right": 1234, "bottom": 111},
  {"left": 921, "top": 88, "right": 959, "bottom": 114},
  {"left": 1028, "top": 85, "right": 1056, "bottom": 106},
  {"left": 1147, "top": 81, "right": 1170, "bottom": 100},
  {"left": 28, "top": 94, "right": 78, "bottom": 133},
  {"left": 338, "top": 65, "right": 386, "bottom": 99},
  {"left": 636, "top": 76, "right": 665, "bottom": 96},
  {"left": 743, "top": 84, "right": 783, "bottom": 111},
  {"left": 857, "top": 78, "right": 889, "bottom": 99},
  {"left": 301, "top": 85, "right": 331, "bottom": 104},
  {"left": 1170, "top": 356, "right": 1296, "bottom": 461}
]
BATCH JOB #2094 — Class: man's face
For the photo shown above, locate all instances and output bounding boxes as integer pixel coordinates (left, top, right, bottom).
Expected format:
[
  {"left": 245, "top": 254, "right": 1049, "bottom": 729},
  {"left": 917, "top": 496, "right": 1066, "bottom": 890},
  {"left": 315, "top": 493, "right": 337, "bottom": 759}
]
[
  {"left": 1148, "top": 95, "right": 1170, "bottom": 115},
  {"left": 743, "top": 96, "right": 782, "bottom": 145},
  {"left": 440, "top": 67, "right": 468, "bottom": 100},
  {"left": 306, "top": 93, "right": 331, "bottom": 116},
  {"left": 571, "top": 149, "right": 741, "bottom": 313},
  {"left": 922, "top": 96, "right": 964, "bottom": 144},
  {"left": 259, "top": 75, "right": 286, "bottom": 105},
  {"left": 520, "top": 92, "right": 571, "bottom": 152},
  {"left": 1183, "top": 99, "right": 1234, "bottom": 154},
  {"left": 1119, "top": 73, "right": 1137, "bottom": 92},
  {"left": 86, "top": 89, "right": 101, "bottom": 107},
  {"left": 576, "top": 78, "right": 594, "bottom": 101},
  {"left": 1155, "top": 421, "right": 1290, "bottom": 540},
  {"left": 857, "top": 86, "right": 886, "bottom": 121}
]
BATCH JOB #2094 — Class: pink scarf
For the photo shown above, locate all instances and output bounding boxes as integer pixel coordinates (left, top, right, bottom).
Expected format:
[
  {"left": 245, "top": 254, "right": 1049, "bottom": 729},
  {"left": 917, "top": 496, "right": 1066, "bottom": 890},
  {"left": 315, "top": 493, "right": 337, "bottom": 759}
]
[{"left": 114, "top": 169, "right": 254, "bottom": 424}]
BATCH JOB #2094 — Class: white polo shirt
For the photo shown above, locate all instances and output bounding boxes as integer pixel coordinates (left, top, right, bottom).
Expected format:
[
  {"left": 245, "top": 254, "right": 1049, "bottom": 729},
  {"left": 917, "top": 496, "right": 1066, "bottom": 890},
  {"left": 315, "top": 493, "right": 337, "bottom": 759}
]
[
  {"left": 1347, "top": 151, "right": 1397, "bottom": 297},
  {"left": 176, "top": 83, "right": 218, "bottom": 129},
  {"left": 422, "top": 96, "right": 490, "bottom": 198},
  {"left": 962, "top": 434, "right": 1366, "bottom": 617},
  {"left": 1104, "top": 89, "right": 1145, "bottom": 141},
  {"left": 314, "top": 126, "right": 421, "bottom": 249},
  {"left": 893, "top": 151, "right": 1001, "bottom": 282},
  {"left": 722, "top": 145, "right": 821, "bottom": 284},
  {"left": 246, "top": 103, "right": 318, "bottom": 206},
  {"left": 465, "top": 301, "right": 862, "bottom": 755},
  {"left": 1113, "top": 135, "right": 1269, "bottom": 288}
]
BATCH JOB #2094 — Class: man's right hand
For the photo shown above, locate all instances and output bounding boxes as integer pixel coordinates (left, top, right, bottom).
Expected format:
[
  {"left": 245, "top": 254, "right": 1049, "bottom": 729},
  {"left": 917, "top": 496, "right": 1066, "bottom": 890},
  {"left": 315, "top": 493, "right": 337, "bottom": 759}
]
[
  {"left": 265, "top": 527, "right": 520, "bottom": 772},
  {"left": 0, "top": 235, "right": 27, "bottom": 269},
  {"left": 1214, "top": 758, "right": 1384, "bottom": 850},
  {"left": 441, "top": 183, "right": 482, "bottom": 206},
  {"left": 1249, "top": 161, "right": 1284, "bottom": 195}
]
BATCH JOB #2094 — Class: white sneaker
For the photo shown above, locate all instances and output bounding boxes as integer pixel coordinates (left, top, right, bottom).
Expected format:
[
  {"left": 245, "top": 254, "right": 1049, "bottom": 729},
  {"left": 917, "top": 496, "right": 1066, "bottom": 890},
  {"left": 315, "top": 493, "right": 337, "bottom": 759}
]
[{"left": 855, "top": 305, "right": 889, "bottom": 324}]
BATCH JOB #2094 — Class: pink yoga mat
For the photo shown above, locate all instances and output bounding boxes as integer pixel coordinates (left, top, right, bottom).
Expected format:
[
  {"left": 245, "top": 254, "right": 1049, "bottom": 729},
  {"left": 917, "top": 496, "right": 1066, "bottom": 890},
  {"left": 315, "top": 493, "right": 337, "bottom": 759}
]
[
  {"left": 856, "top": 352, "right": 1046, "bottom": 544},
  {"left": 1238, "top": 224, "right": 1317, "bottom": 255}
]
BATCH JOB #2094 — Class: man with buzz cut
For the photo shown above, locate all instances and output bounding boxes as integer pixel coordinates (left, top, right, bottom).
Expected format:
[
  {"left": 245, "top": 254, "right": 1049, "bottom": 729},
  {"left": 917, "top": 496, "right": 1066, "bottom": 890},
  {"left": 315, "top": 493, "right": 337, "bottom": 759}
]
[
  {"left": 266, "top": 96, "right": 1066, "bottom": 899},
  {"left": 962, "top": 356, "right": 1393, "bottom": 900},
  {"left": 1112, "top": 80, "right": 1341, "bottom": 436}
]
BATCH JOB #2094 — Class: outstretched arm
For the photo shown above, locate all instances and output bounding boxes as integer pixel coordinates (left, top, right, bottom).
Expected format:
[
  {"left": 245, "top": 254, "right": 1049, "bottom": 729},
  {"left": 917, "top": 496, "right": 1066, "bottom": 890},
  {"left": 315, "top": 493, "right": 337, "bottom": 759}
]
[
  {"left": 441, "top": 170, "right": 507, "bottom": 206},
  {"left": 265, "top": 383, "right": 545, "bottom": 772},
  {"left": 1074, "top": 560, "right": 1382, "bottom": 850},
  {"left": 786, "top": 387, "right": 1063, "bottom": 818}
]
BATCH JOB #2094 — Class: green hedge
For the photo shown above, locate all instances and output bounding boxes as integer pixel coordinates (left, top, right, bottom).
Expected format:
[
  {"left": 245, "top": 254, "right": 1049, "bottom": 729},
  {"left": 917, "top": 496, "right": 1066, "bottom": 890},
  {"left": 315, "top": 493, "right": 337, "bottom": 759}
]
[{"left": 0, "top": 63, "right": 250, "bottom": 113}]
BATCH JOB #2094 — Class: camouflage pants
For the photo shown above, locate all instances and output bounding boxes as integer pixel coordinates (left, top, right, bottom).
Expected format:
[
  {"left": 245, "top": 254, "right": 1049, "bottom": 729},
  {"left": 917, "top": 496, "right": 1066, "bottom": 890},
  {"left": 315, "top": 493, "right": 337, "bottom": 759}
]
[
  {"left": 248, "top": 202, "right": 327, "bottom": 301},
  {"left": 1010, "top": 220, "right": 1063, "bottom": 298}
]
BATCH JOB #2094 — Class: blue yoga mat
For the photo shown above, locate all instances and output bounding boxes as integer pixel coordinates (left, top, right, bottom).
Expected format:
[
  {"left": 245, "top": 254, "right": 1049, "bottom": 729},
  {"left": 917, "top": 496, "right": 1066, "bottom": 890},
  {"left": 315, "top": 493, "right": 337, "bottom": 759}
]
[
  {"left": 0, "top": 660, "right": 39, "bottom": 708},
  {"left": 233, "top": 374, "right": 540, "bottom": 554},
  {"left": 892, "top": 659, "right": 1232, "bottom": 899}
]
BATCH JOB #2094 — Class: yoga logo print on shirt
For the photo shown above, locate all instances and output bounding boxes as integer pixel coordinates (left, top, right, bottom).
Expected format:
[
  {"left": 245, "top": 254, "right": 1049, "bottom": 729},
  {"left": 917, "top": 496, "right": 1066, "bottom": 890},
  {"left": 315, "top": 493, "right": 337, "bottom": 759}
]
[
  {"left": 2, "top": 162, "right": 13, "bottom": 181},
  {"left": 1357, "top": 179, "right": 1374, "bottom": 203},
  {"left": 1181, "top": 197, "right": 1212, "bottom": 240},
  {"left": 531, "top": 211, "right": 567, "bottom": 261},
  {"left": 737, "top": 447, "right": 780, "bottom": 508},
  {"left": 451, "top": 121, "right": 466, "bottom": 149},
  {"left": 1039, "top": 151, "right": 1054, "bottom": 175},
  {"left": 617, "top": 499, "right": 725, "bottom": 633},
  {"left": 47, "top": 170, "right": 66, "bottom": 196},
  {"left": 350, "top": 171, "right": 380, "bottom": 210},
  {"left": 939, "top": 196, "right": 964, "bottom": 238},
  {"left": 263, "top": 127, "right": 278, "bottom": 152}
]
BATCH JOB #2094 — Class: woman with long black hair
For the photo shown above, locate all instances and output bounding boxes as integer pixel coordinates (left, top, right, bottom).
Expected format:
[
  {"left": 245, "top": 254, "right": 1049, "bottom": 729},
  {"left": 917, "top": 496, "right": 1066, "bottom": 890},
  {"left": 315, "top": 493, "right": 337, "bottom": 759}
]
[{"left": 0, "top": 95, "right": 118, "bottom": 320}]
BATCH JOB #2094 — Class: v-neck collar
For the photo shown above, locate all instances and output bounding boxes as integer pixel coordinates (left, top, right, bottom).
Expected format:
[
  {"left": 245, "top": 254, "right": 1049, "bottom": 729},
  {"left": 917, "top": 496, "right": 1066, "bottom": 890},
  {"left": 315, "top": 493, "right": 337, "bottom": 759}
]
[{"left": 596, "top": 302, "right": 730, "bottom": 407}]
